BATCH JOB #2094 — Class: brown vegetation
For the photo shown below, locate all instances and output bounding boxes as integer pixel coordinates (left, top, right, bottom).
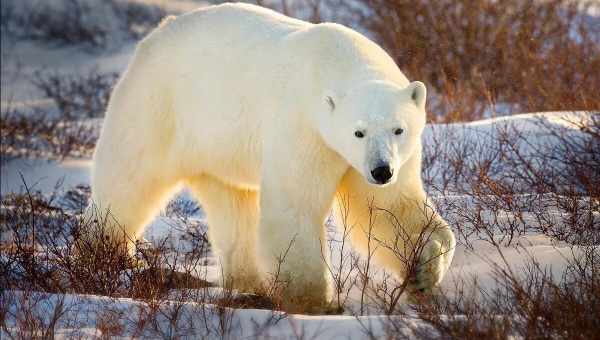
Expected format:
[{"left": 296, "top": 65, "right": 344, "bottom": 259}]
[
  {"left": 0, "top": 110, "right": 99, "bottom": 163},
  {"left": 31, "top": 70, "right": 118, "bottom": 119}
]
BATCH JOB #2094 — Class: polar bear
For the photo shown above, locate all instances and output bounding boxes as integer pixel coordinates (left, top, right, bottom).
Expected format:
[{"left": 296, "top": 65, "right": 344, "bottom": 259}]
[{"left": 89, "top": 3, "right": 455, "bottom": 311}]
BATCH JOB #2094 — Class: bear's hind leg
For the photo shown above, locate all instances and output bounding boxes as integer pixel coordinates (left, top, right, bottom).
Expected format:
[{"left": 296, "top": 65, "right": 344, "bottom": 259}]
[
  {"left": 186, "top": 176, "right": 260, "bottom": 292},
  {"left": 87, "top": 169, "right": 179, "bottom": 251}
]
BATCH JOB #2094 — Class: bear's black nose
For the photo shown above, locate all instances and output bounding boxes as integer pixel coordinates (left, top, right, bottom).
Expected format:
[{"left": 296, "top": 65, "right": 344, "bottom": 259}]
[{"left": 371, "top": 165, "right": 393, "bottom": 184}]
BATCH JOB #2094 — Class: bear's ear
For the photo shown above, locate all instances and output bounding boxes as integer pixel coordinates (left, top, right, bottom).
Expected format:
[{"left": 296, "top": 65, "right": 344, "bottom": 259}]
[{"left": 407, "top": 81, "right": 427, "bottom": 109}]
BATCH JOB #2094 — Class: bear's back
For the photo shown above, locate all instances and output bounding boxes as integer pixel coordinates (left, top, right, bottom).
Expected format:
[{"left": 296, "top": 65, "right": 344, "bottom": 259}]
[{"left": 139, "top": 3, "right": 308, "bottom": 55}]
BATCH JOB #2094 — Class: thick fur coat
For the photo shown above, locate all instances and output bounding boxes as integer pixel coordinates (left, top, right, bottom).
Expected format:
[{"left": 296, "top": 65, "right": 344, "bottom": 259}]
[{"left": 90, "top": 3, "right": 455, "bottom": 311}]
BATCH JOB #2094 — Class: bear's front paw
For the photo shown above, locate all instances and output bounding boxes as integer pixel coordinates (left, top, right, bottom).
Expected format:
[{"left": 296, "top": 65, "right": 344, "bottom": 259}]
[{"left": 407, "top": 239, "right": 446, "bottom": 295}]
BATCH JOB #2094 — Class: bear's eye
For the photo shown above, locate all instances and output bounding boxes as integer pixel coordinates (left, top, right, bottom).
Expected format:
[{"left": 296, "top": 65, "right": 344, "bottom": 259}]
[
  {"left": 394, "top": 128, "right": 404, "bottom": 136},
  {"left": 354, "top": 130, "right": 365, "bottom": 138}
]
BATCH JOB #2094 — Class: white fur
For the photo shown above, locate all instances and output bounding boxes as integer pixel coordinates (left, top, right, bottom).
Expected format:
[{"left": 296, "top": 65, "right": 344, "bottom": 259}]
[{"left": 89, "top": 3, "right": 455, "bottom": 309}]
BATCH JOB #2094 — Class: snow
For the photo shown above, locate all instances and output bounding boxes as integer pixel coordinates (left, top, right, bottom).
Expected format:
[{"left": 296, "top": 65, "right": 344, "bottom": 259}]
[
  {"left": 1, "top": 159, "right": 91, "bottom": 195},
  {"left": 1, "top": 1, "right": 597, "bottom": 338},
  {"left": 3, "top": 290, "right": 401, "bottom": 339}
]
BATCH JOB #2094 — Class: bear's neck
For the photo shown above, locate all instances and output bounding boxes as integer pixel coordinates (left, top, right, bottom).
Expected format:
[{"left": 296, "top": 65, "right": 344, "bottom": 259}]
[{"left": 338, "top": 149, "right": 426, "bottom": 208}]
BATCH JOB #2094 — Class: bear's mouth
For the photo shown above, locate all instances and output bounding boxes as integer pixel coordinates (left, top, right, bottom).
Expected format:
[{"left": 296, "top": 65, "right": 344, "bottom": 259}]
[
  {"left": 366, "top": 174, "right": 396, "bottom": 187},
  {"left": 367, "top": 178, "right": 395, "bottom": 187}
]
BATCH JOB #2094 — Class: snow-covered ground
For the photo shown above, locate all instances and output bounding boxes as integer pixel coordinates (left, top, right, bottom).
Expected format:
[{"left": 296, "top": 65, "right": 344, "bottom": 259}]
[
  {"left": 1, "top": 1, "right": 598, "bottom": 339},
  {"left": 3, "top": 113, "right": 592, "bottom": 338}
]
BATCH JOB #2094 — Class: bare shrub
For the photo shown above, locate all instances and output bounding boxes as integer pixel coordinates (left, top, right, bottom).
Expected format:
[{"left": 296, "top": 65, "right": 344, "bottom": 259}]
[
  {"left": 1, "top": 0, "right": 168, "bottom": 47},
  {"left": 0, "top": 290, "right": 74, "bottom": 340},
  {"left": 410, "top": 246, "right": 600, "bottom": 339},
  {"left": 31, "top": 70, "right": 118, "bottom": 119},
  {"left": 0, "top": 180, "right": 212, "bottom": 298},
  {"left": 96, "top": 308, "right": 126, "bottom": 339},
  {"left": 422, "top": 113, "right": 599, "bottom": 248},
  {"left": 0, "top": 110, "right": 99, "bottom": 163},
  {"left": 2, "top": 0, "right": 114, "bottom": 47}
]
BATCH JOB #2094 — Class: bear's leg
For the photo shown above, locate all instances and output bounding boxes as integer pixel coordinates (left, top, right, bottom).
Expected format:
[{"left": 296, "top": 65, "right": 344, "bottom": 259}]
[
  {"left": 258, "top": 209, "right": 330, "bottom": 312},
  {"left": 87, "top": 171, "right": 178, "bottom": 250},
  {"left": 257, "top": 167, "right": 347, "bottom": 312},
  {"left": 186, "top": 176, "right": 260, "bottom": 292}
]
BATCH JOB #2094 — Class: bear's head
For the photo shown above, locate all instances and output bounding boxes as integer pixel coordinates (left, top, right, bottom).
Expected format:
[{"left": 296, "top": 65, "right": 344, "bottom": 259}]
[{"left": 320, "top": 80, "right": 427, "bottom": 186}]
